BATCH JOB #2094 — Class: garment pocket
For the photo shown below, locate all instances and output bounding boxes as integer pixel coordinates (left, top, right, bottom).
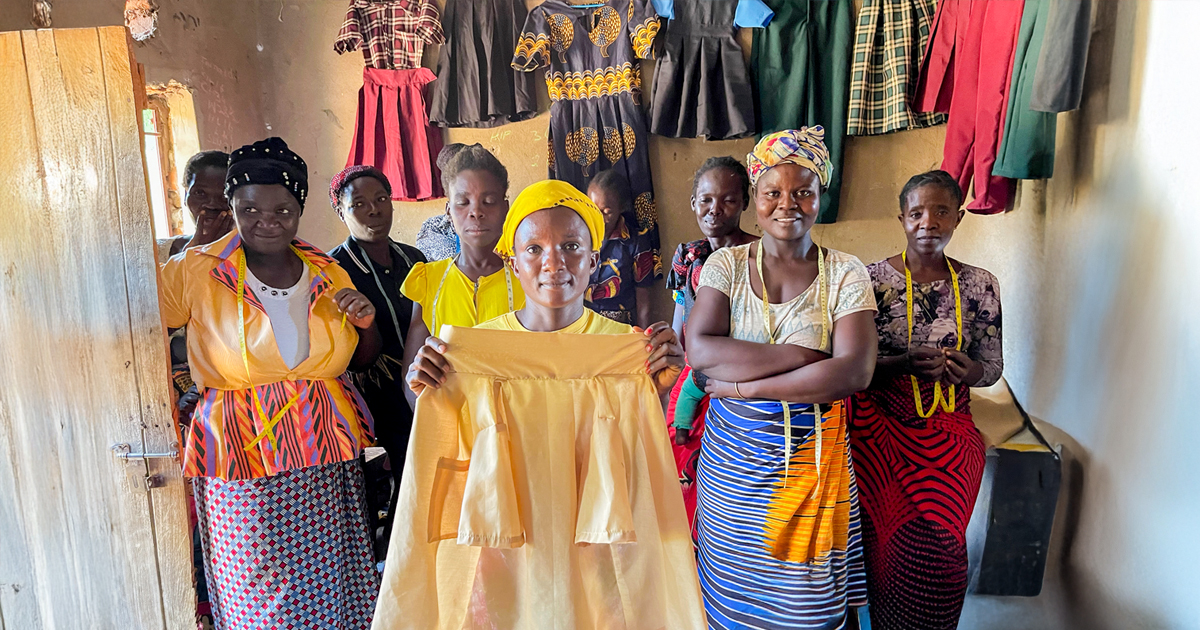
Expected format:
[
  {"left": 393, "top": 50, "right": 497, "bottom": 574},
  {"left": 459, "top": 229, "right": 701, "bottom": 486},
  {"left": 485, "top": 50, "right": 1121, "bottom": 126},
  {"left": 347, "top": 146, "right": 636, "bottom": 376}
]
[
  {"left": 427, "top": 457, "right": 470, "bottom": 543},
  {"left": 457, "top": 422, "right": 525, "bottom": 548},
  {"left": 575, "top": 386, "right": 637, "bottom": 545}
]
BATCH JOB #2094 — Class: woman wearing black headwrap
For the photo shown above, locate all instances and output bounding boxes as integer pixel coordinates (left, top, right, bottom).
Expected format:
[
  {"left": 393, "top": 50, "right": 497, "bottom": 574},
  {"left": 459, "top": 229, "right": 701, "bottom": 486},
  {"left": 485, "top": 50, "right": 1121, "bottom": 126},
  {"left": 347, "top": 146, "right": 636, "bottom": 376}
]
[{"left": 159, "top": 137, "right": 382, "bottom": 629}]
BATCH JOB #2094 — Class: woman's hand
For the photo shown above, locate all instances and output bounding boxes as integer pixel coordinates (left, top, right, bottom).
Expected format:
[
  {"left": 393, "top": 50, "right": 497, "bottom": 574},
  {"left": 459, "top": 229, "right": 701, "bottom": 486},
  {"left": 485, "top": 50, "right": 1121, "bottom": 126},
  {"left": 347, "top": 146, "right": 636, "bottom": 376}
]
[
  {"left": 907, "top": 346, "right": 946, "bottom": 382},
  {"left": 636, "top": 322, "right": 684, "bottom": 396},
  {"left": 334, "top": 288, "right": 377, "bottom": 329},
  {"left": 185, "top": 209, "right": 233, "bottom": 249},
  {"left": 943, "top": 349, "right": 980, "bottom": 386},
  {"left": 406, "top": 336, "right": 451, "bottom": 397},
  {"left": 703, "top": 379, "right": 740, "bottom": 399}
]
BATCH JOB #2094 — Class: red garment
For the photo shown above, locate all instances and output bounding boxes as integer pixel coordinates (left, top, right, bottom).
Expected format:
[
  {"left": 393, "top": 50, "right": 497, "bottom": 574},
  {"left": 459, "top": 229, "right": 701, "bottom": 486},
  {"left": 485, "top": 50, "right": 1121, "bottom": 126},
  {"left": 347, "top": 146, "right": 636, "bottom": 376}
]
[
  {"left": 849, "top": 376, "right": 985, "bottom": 630},
  {"left": 914, "top": 0, "right": 1023, "bottom": 214},
  {"left": 665, "top": 365, "right": 708, "bottom": 539},
  {"left": 347, "top": 67, "right": 445, "bottom": 202},
  {"left": 334, "top": 0, "right": 445, "bottom": 70}
]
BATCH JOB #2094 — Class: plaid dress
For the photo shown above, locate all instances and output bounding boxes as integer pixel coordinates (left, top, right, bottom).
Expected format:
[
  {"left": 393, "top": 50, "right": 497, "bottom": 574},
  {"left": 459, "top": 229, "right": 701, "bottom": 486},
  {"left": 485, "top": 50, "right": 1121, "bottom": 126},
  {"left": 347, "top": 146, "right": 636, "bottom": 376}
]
[
  {"left": 846, "top": 0, "right": 947, "bottom": 136},
  {"left": 334, "top": 0, "right": 444, "bottom": 70}
]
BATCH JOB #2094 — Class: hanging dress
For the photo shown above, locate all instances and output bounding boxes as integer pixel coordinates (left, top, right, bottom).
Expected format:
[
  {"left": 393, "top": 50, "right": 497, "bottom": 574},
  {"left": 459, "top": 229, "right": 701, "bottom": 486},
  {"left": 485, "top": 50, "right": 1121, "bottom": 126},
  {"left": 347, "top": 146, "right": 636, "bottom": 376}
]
[
  {"left": 512, "top": 0, "right": 663, "bottom": 255},
  {"left": 428, "top": 0, "right": 540, "bottom": 128},
  {"left": 648, "top": 0, "right": 774, "bottom": 140},
  {"left": 336, "top": 0, "right": 447, "bottom": 201},
  {"left": 750, "top": 0, "right": 854, "bottom": 223},
  {"left": 846, "top": 0, "right": 947, "bottom": 136}
]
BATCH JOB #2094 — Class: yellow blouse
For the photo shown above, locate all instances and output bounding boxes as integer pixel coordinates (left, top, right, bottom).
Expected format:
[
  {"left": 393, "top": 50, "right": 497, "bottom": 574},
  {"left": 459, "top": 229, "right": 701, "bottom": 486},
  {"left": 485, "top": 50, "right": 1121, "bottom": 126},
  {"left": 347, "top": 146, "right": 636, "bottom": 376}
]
[
  {"left": 401, "top": 258, "right": 526, "bottom": 337},
  {"left": 374, "top": 325, "right": 705, "bottom": 629},
  {"left": 158, "top": 232, "right": 373, "bottom": 480},
  {"left": 475, "top": 309, "right": 632, "bottom": 335}
]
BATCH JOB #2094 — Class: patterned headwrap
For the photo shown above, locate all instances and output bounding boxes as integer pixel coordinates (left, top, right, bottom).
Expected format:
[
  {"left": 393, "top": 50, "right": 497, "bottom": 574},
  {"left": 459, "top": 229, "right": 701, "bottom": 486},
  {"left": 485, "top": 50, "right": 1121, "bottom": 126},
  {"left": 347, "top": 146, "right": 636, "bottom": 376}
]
[
  {"left": 225, "top": 137, "right": 309, "bottom": 208},
  {"left": 496, "top": 180, "right": 605, "bottom": 257},
  {"left": 329, "top": 165, "right": 392, "bottom": 218},
  {"left": 746, "top": 126, "right": 832, "bottom": 187}
]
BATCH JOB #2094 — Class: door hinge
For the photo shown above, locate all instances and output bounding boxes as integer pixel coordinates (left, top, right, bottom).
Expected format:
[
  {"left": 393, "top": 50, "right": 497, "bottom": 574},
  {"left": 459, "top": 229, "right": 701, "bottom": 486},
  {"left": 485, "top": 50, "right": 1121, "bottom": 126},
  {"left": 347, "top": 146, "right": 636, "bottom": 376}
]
[{"left": 111, "top": 443, "right": 178, "bottom": 491}]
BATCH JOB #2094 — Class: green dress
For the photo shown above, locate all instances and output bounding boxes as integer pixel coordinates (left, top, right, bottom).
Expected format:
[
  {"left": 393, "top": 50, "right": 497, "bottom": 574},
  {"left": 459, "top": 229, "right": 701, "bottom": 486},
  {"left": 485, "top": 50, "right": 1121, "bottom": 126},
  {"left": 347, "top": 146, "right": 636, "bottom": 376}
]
[
  {"left": 994, "top": 0, "right": 1057, "bottom": 180},
  {"left": 751, "top": 0, "right": 853, "bottom": 223}
]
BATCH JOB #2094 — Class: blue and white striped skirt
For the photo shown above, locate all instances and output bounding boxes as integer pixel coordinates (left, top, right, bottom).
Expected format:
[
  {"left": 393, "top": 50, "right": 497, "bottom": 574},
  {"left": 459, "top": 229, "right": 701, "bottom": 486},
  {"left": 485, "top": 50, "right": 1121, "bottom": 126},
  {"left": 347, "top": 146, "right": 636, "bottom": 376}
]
[{"left": 694, "top": 397, "right": 868, "bottom": 630}]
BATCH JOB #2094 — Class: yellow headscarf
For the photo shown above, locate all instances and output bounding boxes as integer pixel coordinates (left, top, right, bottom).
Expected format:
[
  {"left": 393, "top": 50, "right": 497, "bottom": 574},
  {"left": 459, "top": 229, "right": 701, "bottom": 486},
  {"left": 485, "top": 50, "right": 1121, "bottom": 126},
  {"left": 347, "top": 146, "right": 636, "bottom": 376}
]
[
  {"left": 496, "top": 180, "right": 606, "bottom": 257},
  {"left": 746, "top": 126, "right": 832, "bottom": 187}
]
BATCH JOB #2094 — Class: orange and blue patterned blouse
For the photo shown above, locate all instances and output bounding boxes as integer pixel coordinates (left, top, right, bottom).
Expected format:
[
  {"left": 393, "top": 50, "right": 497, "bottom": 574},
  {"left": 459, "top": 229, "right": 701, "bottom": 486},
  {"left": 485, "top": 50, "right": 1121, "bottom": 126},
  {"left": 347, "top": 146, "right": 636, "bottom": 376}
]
[
  {"left": 585, "top": 212, "right": 662, "bottom": 325},
  {"left": 159, "top": 231, "right": 374, "bottom": 481}
]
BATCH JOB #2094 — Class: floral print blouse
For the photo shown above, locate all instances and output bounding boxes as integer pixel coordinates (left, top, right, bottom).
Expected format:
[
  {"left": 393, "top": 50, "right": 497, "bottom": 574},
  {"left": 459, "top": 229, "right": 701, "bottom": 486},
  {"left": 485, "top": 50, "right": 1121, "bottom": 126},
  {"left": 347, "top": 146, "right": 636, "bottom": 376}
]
[{"left": 868, "top": 259, "right": 1003, "bottom": 387}]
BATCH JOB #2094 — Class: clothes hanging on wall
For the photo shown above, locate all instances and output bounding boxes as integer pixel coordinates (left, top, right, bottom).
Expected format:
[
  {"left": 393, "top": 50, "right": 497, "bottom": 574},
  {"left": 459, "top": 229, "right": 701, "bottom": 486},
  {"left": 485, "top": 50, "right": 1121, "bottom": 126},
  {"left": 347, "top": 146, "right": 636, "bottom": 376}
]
[
  {"left": 914, "top": 0, "right": 1024, "bottom": 214},
  {"left": 346, "top": 67, "right": 446, "bottom": 201},
  {"left": 994, "top": 0, "right": 1057, "bottom": 181},
  {"left": 846, "top": 0, "right": 947, "bottom": 136},
  {"left": 337, "top": 0, "right": 447, "bottom": 200},
  {"left": 512, "top": 0, "right": 663, "bottom": 252},
  {"left": 428, "top": 0, "right": 539, "bottom": 128},
  {"left": 335, "top": 0, "right": 445, "bottom": 70},
  {"left": 648, "top": 0, "right": 772, "bottom": 140},
  {"left": 372, "top": 326, "right": 706, "bottom": 630},
  {"left": 751, "top": 0, "right": 853, "bottom": 223},
  {"left": 1030, "top": 0, "right": 1093, "bottom": 112}
]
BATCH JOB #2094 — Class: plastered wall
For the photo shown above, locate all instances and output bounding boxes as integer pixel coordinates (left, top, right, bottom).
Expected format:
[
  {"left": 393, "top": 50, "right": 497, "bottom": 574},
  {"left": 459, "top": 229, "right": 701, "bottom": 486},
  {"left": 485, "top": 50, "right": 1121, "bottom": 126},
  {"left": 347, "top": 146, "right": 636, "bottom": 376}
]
[{"left": 3, "top": 1, "right": 1198, "bottom": 628}]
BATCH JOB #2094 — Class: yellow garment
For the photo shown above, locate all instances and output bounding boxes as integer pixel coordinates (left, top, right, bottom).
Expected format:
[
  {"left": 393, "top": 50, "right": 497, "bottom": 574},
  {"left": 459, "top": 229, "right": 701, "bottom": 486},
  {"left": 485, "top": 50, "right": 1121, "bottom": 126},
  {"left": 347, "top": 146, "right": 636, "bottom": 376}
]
[
  {"left": 401, "top": 258, "right": 526, "bottom": 335},
  {"left": 373, "top": 326, "right": 706, "bottom": 630},
  {"left": 158, "top": 231, "right": 372, "bottom": 480},
  {"left": 476, "top": 309, "right": 632, "bottom": 335},
  {"left": 496, "top": 179, "right": 605, "bottom": 256}
]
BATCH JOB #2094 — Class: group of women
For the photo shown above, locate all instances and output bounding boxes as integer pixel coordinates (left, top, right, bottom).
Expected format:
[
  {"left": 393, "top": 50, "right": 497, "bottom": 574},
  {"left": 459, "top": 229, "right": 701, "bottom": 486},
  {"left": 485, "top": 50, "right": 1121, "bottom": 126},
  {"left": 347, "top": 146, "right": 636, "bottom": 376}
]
[{"left": 159, "top": 126, "right": 1001, "bottom": 630}]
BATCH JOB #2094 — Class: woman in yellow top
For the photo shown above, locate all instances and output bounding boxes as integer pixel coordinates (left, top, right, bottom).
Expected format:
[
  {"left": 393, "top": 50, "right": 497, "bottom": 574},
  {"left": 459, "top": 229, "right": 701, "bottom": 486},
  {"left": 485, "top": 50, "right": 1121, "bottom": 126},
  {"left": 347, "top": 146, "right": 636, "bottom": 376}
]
[
  {"left": 158, "top": 138, "right": 381, "bottom": 629},
  {"left": 405, "top": 178, "right": 682, "bottom": 396},
  {"left": 401, "top": 144, "right": 524, "bottom": 406}
]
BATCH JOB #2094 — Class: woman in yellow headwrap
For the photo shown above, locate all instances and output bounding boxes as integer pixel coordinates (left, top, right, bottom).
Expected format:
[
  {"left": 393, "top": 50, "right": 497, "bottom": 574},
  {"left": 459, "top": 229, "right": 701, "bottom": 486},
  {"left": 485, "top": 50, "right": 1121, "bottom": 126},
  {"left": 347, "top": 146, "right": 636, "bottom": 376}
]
[
  {"left": 684, "top": 127, "right": 879, "bottom": 629},
  {"left": 405, "top": 179, "right": 683, "bottom": 396}
]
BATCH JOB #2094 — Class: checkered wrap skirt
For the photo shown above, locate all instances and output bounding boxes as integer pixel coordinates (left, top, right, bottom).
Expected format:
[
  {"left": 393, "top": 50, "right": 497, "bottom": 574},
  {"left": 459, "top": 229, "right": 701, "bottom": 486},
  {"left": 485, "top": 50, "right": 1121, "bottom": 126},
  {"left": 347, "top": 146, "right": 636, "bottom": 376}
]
[
  {"left": 194, "top": 459, "right": 379, "bottom": 630},
  {"left": 847, "top": 0, "right": 947, "bottom": 136}
]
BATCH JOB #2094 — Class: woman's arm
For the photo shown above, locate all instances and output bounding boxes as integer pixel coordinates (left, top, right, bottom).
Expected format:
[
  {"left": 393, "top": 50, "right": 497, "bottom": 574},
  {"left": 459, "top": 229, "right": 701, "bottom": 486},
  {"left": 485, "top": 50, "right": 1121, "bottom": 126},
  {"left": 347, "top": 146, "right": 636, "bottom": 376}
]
[
  {"left": 722, "top": 310, "right": 878, "bottom": 404},
  {"left": 402, "top": 302, "right": 431, "bottom": 409},
  {"left": 335, "top": 288, "right": 382, "bottom": 370},
  {"left": 635, "top": 286, "right": 655, "bottom": 330},
  {"left": 686, "top": 286, "right": 828, "bottom": 381},
  {"left": 670, "top": 302, "right": 685, "bottom": 349}
]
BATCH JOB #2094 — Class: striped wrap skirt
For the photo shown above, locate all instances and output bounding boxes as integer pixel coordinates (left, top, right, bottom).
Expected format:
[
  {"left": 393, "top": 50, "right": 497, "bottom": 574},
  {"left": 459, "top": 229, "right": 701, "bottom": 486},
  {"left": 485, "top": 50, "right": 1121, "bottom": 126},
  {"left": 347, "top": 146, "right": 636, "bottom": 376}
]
[{"left": 695, "top": 397, "right": 868, "bottom": 630}]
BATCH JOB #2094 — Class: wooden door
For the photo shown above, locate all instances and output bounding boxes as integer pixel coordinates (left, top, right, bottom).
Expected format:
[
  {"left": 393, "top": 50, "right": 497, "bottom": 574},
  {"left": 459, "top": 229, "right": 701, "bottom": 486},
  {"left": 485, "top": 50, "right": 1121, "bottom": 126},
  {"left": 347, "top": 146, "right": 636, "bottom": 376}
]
[{"left": 0, "top": 27, "right": 194, "bottom": 630}]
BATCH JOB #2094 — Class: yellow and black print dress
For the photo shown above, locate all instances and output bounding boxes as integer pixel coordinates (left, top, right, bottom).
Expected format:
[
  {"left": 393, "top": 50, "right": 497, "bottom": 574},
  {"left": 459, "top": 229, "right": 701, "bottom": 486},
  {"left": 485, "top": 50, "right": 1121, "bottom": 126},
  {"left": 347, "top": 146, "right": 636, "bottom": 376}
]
[{"left": 512, "top": 0, "right": 663, "bottom": 255}]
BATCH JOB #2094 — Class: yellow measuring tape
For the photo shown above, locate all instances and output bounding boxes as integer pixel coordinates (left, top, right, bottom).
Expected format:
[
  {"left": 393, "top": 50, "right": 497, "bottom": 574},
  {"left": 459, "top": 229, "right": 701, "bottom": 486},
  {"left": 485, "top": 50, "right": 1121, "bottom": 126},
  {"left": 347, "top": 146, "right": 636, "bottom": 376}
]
[
  {"left": 755, "top": 242, "right": 827, "bottom": 488},
  {"left": 903, "top": 250, "right": 962, "bottom": 418},
  {"left": 238, "top": 245, "right": 340, "bottom": 452}
]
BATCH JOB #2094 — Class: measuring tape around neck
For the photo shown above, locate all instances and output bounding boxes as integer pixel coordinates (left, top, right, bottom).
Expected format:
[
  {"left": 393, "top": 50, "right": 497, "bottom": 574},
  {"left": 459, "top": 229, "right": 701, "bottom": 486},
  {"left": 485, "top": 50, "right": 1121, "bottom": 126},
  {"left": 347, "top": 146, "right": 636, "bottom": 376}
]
[
  {"left": 903, "top": 250, "right": 963, "bottom": 418},
  {"left": 430, "top": 256, "right": 514, "bottom": 336},
  {"left": 754, "top": 241, "right": 827, "bottom": 488}
]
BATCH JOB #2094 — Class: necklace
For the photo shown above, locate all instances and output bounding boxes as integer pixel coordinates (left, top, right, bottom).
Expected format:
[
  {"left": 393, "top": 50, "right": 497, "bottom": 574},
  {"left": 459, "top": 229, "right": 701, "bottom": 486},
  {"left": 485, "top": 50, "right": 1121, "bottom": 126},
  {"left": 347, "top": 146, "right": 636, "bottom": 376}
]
[
  {"left": 754, "top": 241, "right": 827, "bottom": 487},
  {"left": 902, "top": 250, "right": 962, "bottom": 418}
]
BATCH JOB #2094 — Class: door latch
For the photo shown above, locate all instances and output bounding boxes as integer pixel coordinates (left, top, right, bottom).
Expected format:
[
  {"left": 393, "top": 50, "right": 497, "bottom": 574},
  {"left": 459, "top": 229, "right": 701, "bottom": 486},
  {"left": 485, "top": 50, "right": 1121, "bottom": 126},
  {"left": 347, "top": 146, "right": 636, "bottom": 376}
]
[{"left": 111, "top": 443, "right": 178, "bottom": 491}]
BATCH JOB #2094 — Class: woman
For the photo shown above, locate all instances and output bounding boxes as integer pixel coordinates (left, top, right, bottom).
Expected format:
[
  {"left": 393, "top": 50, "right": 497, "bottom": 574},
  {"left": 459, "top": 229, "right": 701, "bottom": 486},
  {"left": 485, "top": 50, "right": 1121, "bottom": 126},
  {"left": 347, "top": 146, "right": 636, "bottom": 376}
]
[
  {"left": 849, "top": 170, "right": 1002, "bottom": 630},
  {"left": 585, "top": 169, "right": 661, "bottom": 328},
  {"left": 685, "top": 127, "right": 877, "bottom": 629},
  {"left": 157, "top": 150, "right": 234, "bottom": 261},
  {"left": 387, "top": 180, "right": 698, "bottom": 629},
  {"left": 664, "top": 156, "right": 758, "bottom": 529},
  {"left": 406, "top": 178, "right": 681, "bottom": 389},
  {"left": 328, "top": 165, "right": 427, "bottom": 555},
  {"left": 159, "top": 137, "right": 382, "bottom": 629},
  {"left": 400, "top": 143, "right": 522, "bottom": 408}
]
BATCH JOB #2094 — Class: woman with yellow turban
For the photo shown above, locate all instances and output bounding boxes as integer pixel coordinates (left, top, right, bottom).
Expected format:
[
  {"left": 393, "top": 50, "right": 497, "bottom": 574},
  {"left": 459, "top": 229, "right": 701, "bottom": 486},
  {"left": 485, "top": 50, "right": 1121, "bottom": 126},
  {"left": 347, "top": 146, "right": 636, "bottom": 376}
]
[
  {"left": 405, "top": 179, "right": 682, "bottom": 395},
  {"left": 685, "top": 127, "right": 878, "bottom": 629}
]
